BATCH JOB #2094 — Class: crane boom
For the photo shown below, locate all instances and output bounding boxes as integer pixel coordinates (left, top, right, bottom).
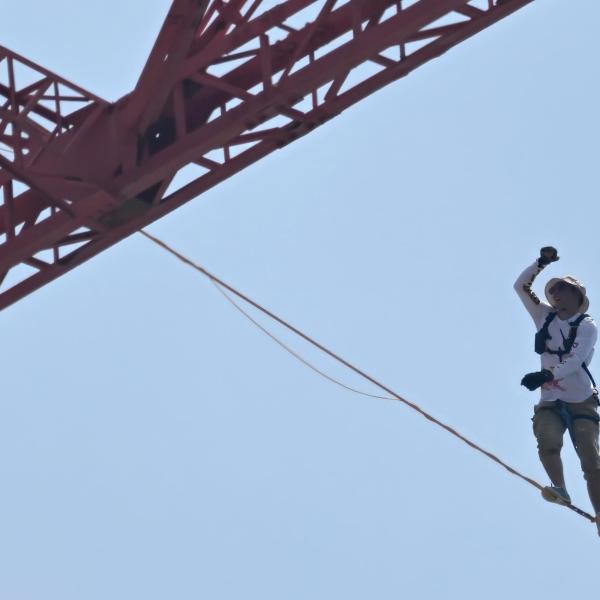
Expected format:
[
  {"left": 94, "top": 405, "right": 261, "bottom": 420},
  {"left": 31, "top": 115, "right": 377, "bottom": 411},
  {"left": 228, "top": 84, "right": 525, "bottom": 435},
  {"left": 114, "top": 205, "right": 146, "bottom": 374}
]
[{"left": 0, "top": 0, "right": 533, "bottom": 310}]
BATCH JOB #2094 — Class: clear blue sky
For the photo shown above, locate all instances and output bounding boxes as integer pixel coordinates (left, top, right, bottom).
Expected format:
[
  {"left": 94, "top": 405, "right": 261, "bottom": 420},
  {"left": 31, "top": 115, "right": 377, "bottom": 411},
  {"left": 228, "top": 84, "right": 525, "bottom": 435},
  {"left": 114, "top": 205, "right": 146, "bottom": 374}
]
[{"left": 2, "top": 1, "right": 599, "bottom": 599}]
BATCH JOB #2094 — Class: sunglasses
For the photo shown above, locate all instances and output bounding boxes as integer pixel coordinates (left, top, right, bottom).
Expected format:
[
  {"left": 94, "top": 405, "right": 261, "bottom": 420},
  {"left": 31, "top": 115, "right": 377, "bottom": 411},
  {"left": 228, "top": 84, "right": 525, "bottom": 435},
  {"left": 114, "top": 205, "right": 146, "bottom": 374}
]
[{"left": 549, "top": 281, "right": 574, "bottom": 295}]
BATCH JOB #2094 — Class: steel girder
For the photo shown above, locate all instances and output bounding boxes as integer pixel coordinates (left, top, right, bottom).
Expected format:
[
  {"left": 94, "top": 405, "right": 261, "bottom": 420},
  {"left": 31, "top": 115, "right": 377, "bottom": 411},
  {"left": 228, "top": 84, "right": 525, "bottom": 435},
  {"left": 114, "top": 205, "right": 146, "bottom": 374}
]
[{"left": 0, "top": 0, "right": 533, "bottom": 310}]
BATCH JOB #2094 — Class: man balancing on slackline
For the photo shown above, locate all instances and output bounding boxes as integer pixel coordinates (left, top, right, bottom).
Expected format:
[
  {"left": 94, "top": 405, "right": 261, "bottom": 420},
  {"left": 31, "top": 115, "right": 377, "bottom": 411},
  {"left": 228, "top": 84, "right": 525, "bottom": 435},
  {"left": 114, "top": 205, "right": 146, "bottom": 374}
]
[{"left": 515, "top": 246, "right": 600, "bottom": 534}]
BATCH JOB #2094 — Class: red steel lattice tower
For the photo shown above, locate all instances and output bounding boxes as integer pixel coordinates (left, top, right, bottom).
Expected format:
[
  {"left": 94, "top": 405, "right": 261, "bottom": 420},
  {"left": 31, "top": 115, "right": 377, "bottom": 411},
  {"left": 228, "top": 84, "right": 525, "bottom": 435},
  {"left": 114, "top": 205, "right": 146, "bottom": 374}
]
[{"left": 0, "top": 0, "right": 532, "bottom": 310}]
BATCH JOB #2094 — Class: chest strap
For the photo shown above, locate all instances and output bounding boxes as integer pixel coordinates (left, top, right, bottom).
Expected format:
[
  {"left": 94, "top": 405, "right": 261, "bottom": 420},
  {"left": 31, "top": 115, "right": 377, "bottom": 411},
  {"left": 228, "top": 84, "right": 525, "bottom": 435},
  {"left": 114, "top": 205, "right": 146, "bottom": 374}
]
[{"left": 534, "top": 312, "right": 596, "bottom": 387}]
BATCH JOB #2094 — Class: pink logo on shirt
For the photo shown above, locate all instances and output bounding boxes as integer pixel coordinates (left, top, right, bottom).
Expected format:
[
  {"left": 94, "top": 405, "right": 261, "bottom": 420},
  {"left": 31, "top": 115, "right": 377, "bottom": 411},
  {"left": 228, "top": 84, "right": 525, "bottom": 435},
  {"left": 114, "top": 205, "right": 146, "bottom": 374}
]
[{"left": 543, "top": 379, "right": 567, "bottom": 392}]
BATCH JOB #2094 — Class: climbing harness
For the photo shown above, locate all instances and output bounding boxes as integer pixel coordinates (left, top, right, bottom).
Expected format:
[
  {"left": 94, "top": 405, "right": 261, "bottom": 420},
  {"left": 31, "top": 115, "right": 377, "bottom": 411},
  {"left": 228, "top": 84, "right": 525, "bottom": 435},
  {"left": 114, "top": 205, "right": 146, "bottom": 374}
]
[
  {"left": 535, "top": 312, "right": 597, "bottom": 388},
  {"left": 534, "top": 311, "right": 599, "bottom": 446},
  {"left": 535, "top": 397, "right": 600, "bottom": 449}
]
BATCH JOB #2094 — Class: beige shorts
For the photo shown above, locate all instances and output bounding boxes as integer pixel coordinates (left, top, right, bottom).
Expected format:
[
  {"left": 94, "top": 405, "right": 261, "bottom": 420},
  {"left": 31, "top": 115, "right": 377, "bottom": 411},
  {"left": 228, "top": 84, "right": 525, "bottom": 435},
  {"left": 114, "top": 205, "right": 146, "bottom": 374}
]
[{"left": 533, "top": 394, "right": 600, "bottom": 474}]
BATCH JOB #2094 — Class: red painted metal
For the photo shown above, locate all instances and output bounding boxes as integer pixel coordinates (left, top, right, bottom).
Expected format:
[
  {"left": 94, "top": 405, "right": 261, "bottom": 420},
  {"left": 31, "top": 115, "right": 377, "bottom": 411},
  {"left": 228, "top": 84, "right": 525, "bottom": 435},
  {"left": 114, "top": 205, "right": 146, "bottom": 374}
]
[{"left": 0, "top": 0, "right": 533, "bottom": 310}]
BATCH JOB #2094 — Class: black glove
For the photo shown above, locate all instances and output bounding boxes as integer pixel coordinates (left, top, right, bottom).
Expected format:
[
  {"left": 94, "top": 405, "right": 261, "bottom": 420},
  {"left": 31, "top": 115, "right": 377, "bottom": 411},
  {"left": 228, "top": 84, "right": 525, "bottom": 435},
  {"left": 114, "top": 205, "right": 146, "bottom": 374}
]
[
  {"left": 537, "top": 246, "right": 559, "bottom": 268},
  {"left": 521, "top": 369, "right": 554, "bottom": 391}
]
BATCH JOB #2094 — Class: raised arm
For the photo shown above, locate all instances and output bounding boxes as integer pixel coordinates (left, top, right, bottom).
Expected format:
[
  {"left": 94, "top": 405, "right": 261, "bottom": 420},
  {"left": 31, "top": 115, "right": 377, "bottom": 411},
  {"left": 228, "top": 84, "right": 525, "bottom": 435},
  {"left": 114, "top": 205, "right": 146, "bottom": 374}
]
[{"left": 514, "top": 246, "right": 559, "bottom": 327}]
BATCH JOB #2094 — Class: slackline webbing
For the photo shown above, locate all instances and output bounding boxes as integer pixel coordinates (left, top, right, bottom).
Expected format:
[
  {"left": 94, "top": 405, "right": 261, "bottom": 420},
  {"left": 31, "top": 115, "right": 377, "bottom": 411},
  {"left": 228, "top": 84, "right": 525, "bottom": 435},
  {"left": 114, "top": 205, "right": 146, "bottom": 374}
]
[{"left": 140, "top": 229, "right": 596, "bottom": 525}]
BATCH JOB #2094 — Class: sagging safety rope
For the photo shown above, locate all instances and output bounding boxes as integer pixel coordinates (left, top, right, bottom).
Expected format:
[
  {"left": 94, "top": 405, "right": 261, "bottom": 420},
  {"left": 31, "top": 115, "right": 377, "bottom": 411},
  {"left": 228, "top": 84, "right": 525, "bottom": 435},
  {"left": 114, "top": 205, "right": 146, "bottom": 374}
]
[
  {"left": 210, "top": 276, "right": 393, "bottom": 401},
  {"left": 139, "top": 229, "right": 596, "bottom": 525}
]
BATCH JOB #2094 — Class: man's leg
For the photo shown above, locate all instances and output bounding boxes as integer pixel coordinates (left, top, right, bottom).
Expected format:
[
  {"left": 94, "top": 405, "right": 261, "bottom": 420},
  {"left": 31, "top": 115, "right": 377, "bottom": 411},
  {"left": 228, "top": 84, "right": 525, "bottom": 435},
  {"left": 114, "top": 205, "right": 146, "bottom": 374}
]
[
  {"left": 533, "top": 403, "right": 567, "bottom": 488},
  {"left": 570, "top": 396, "right": 600, "bottom": 514}
]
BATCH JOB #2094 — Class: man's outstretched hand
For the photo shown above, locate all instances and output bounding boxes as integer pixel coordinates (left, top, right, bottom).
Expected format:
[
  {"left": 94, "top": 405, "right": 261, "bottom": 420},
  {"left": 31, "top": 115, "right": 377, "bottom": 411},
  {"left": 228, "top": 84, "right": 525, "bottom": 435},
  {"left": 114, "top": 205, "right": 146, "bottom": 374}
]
[
  {"left": 538, "top": 246, "right": 559, "bottom": 268},
  {"left": 521, "top": 369, "right": 554, "bottom": 391}
]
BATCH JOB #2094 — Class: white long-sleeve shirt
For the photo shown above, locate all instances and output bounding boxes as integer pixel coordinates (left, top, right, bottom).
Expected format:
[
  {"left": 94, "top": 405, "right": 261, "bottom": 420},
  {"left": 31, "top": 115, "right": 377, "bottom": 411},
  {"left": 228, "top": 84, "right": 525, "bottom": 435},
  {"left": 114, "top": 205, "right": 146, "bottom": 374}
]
[{"left": 514, "top": 261, "right": 597, "bottom": 403}]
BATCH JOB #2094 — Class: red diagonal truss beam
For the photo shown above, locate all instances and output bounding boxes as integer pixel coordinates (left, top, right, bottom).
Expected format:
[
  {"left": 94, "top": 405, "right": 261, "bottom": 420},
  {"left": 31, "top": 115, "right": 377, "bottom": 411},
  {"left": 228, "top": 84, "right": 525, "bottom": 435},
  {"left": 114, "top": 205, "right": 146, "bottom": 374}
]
[{"left": 0, "top": 0, "right": 533, "bottom": 310}]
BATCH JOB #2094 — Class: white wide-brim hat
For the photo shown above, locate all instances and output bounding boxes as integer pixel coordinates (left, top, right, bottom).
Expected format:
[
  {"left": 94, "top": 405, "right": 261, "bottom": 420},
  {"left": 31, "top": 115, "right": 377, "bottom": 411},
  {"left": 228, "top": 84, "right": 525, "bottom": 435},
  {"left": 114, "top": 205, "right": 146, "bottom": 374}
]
[{"left": 545, "top": 276, "right": 590, "bottom": 313}]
